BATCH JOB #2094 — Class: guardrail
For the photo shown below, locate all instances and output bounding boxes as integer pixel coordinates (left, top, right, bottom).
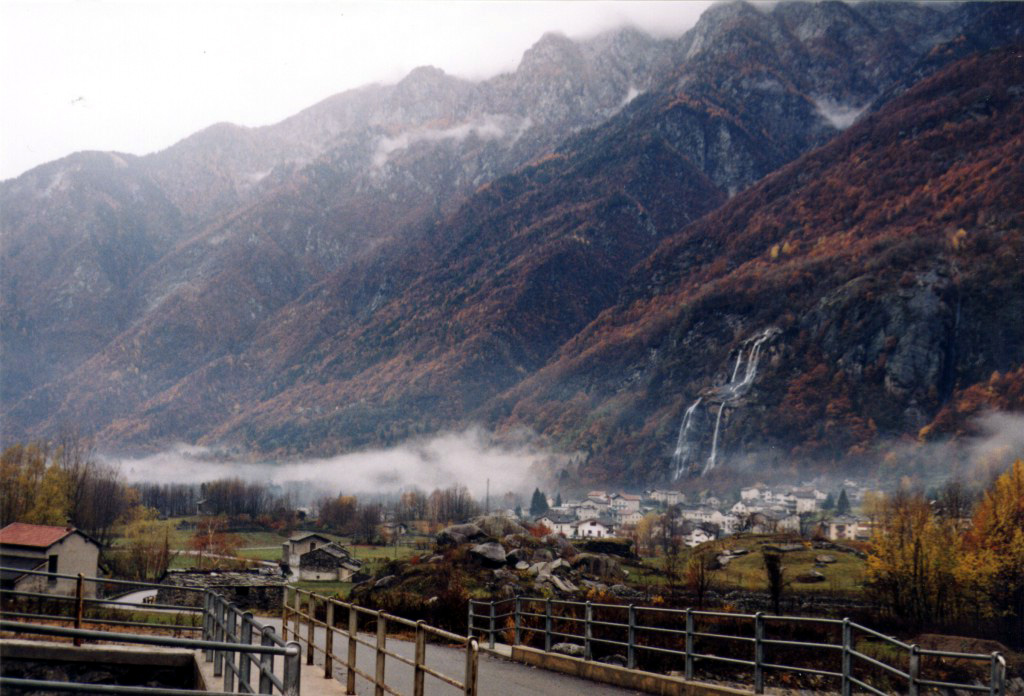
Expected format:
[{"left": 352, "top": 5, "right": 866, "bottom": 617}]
[
  {"left": 0, "top": 567, "right": 300, "bottom": 695},
  {"left": 0, "top": 565, "right": 203, "bottom": 639},
  {"left": 283, "top": 587, "right": 479, "bottom": 696},
  {"left": 469, "top": 597, "right": 1008, "bottom": 696}
]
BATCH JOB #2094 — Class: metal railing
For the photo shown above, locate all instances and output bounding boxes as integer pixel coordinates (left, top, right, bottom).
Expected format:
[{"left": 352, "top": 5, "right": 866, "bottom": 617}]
[
  {"left": 283, "top": 587, "right": 479, "bottom": 696},
  {"left": 0, "top": 566, "right": 300, "bottom": 695},
  {"left": 0, "top": 565, "right": 203, "bottom": 638},
  {"left": 469, "top": 597, "right": 1008, "bottom": 696}
]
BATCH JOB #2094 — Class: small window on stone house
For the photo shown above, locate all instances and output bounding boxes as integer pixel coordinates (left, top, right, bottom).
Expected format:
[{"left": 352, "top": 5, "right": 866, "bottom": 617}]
[{"left": 48, "top": 555, "right": 58, "bottom": 585}]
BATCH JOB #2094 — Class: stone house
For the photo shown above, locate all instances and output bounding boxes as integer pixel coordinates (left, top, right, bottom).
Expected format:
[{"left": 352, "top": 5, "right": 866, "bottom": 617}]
[
  {"left": 157, "top": 569, "right": 286, "bottom": 611},
  {"left": 645, "top": 489, "right": 684, "bottom": 506},
  {"left": 297, "top": 543, "right": 362, "bottom": 582},
  {"left": 0, "top": 523, "right": 100, "bottom": 597},
  {"left": 281, "top": 532, "right": 334, "bottom": 568}
]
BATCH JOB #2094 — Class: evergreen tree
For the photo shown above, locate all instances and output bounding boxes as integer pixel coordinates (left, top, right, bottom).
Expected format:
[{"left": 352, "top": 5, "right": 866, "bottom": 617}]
[
  {"left": 822, "top": 492, "right": 835, "bottom": 510},
  {"left": 529, "top": 488, "right": 549, "bottom": 517},
  {"left": 555, "top": 492, "right": 563, "bottom": 507},
  {"left": 837, "top": 489, "right": 851, "bottom": 515},
  {"left": 514, "top": 504, "right": 523, "bottom": 519}
]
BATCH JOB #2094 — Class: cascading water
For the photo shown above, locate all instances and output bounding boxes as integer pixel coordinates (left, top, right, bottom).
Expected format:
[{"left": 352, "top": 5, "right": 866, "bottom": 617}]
[
  {"left": 671, "top": 397, "right": 702, "bottom": 480},
  {"left": 669, "top": 327, "right": 779, "bottom": 479}
]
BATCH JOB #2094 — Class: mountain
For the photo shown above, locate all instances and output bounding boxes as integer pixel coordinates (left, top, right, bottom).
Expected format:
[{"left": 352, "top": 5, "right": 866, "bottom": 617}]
[
  {"left": 497, "top": 45, "right": 1024, "bottom": 483},
  {"left": 2, "top": 2, "right": 1021, "bottom": 487}
]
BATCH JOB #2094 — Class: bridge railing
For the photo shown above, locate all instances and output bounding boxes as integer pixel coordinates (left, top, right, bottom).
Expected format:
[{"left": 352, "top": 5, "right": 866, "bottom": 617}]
[
  {"left": 0, "top": 566, "right": 300, "bottom": 695},
  {"left": 468, "top": 596, "right": 1007, "bottom": 696},
  {"left": 284, "top": 586, "right": 478, "bottom": 696}
]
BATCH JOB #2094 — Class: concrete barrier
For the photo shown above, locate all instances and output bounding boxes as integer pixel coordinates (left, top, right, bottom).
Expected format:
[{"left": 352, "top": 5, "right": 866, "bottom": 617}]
[{"left": 509, "top": 644, "right": 753, "bottom": 696}]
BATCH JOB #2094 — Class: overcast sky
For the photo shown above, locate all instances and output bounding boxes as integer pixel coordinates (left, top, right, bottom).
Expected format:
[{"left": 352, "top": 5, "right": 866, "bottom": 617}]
[{"left": 0, "top": 1, "right": 715, "bottom": 181}]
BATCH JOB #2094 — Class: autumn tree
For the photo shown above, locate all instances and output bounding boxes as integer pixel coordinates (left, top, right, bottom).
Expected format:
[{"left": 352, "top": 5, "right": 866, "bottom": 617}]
[
  {"left": 960, "top": 460, "right": 1024, "bottom": 647},
  {"left": 865, "top": 490, "right": 961, "bottom": 626},
  {"left": 189, "top": 516, "right": 242, "bottom": 569},
  {"left": 0, "top": 442, "right": 69, "bottom": 526},
  {"left": 108, "top": 508, "right": 177, "bottom": 581},
  {"left": 685, "top": 548, "right": 717, "bottom": 608}
]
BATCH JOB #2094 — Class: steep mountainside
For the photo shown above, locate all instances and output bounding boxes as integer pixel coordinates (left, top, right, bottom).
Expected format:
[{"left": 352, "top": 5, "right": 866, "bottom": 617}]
[
  {"left": 496, "top": 46, "right": 1024, "bottom": 484},
  {"left": 2, "top": 3, "right": 1021, "bottom": 485}
]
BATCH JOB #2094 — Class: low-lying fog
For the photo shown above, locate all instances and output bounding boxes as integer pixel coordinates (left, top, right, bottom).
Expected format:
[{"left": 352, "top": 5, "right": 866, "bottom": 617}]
[{"left": 107, "top": 427, "right": 570, "bottom": 503}]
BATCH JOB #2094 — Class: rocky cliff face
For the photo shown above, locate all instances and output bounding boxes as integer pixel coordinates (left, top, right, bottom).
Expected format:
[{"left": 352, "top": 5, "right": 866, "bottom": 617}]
[{"left": 2, "top": 3, "right": 1021, "bottom": 485}]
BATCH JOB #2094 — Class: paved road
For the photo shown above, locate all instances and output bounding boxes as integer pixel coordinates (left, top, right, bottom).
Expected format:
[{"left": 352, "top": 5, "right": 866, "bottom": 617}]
[{"left": 264, "top": 618, "right": 645, "bottom": 696}]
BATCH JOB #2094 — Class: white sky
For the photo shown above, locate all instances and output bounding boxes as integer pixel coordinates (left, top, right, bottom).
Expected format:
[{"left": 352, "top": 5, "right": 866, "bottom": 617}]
[{"left": 0, "top": 0, "right": 714, "bottom": 181}]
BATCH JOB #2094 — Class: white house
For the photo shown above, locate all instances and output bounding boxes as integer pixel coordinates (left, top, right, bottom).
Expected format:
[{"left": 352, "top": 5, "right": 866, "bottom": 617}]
[
  {"left": 824, "top": 515, "right": 864, "bottom": 541},
  {"left": 704, "top": 496, "right": 722, "bottom": 509},
  {"left": 610, "top": 493, "right": 642, "bottom": 514},
  {"left": 794, "top": 494, "right": 819, "bottom": 514},
  {"left": 573, "top": 519, "right": 613, "bottom": 539},
  {"left": 538, "top": 514, "right": 577, "bottom": 537},
  {"left": 0, "top": 523, "right": 101, "bottom": 597},
  {"left": 615, "top": 509, "right": 644, "bottom": 527},
  {"left": 646, "top": 490, "right": 685, "bottom": 506},
  {"left": 576, "top": 500, "right": 608, "bottom": 520},
  {"left": 684, "top": 527, "right": 714, "bottom": 548},
  {"left": 740, "top": 486, "right": 764, "bottom": 501}
]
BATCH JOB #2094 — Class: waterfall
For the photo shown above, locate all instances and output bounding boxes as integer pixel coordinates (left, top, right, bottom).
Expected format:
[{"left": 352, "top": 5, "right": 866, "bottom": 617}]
[
  {"left": 703, "top": 403, "right": 726, "bottom": 475},
  {"left": 671, "top": 397, "right": 702, "bottom": 480},
  {"left": 730, "top": 351, "right": 744, "bottom": 382},
  {"left": 667, "top": 326, "right": 779, "bottom": 480}
]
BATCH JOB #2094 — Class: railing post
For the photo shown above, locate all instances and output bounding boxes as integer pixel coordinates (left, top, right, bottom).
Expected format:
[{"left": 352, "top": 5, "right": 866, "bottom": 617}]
[
  {"left": 414, "top": 620, "right": 426, "bottom": 696},
  {"left": 584, "top": 601, "right": 593, "bottom": 661},
  {"left": 203, "top": 591, "right": 213, "bottom": 660},
  {"left": 513, "top": 596, "right": 521, "bottom": 645},
  {"left": 259, "top": 626, "right": 274, "bottom": 695},
  {"left": 224, "top": 606, "right": 238, "bottom": 692},
  {"left": 464, "top": 637, "right": 479, "bottom": 696},
  {"left": 841, "top": 618, "right": 852, "bottom": 696},
  {"left": 284, "top": 641, "right": 302, "bottom": 696},
  {"left": 73, "top": 573, "right": 84, "bottom": 646},
  {"left": 347, "top": 605, "right": 358, "bottom": 695},
  {"left": 375, "top": 613, "right": 387, "bottom": 696},
  {"left": 754, "top": 612, "right": 764, "bottom": 694},
  {"left": 307, "top": 594, "right": 316, "bottom": 666},
  {"left": 292, "top": 590, "right": 301, "bottom": 642},
  {"left": 281, "top": 587, "right": 289, "bottom": 641},
  {"left": 622, "top": 601, "right": 630, "bottom": 667},
  {"left": 488, "top": 600, "right": 496, "bottom": 650},
  {"left": 239, "top": 611, "right": 254, "bottom": 692},
  {"left": 467, "top": 600, "right": 473, "bottom": 638},
  {"left": 684, "top": 608, "right": 694, "bottom": 681},
  {"left": 324, "top": 600, "right": 335, "bottom": 680},
  {"left": 544, "top": 598, "right": 552, "bottom": 652},
  {"left": 991, "top": 652, "right": 1006, "bottom": 696},
  {"left": 214, "top": 596, "right": 225, "bottom": 678},
  {"left": 908, "top": 644, "right": 920, "bottom": 696}
]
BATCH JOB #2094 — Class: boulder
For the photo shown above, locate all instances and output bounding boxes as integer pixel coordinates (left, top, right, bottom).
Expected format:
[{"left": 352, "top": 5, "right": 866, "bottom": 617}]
[
  {"left": 515, "top": 561, "right": 531, "bottom": 571},
  {"left": 373, "top": 575, "right": 398, "bottom": 590},
  {"left": 571, "top": 553, "right": 626, "bottom": 579},
  {"left": 436, "top": 523, "right": 485, "bottom": 546},
  {"left": 474, "top": 515, "right": 527, "bottom": 538},
  {"left": 547, "top": 574, "right": 578, "bottom": 593},
  {"left": 815, "top": 554, "right": 837, "bottom": 564},
  {"left": 506, "top": 547, "right": 532, "bottom": 565},
  {"left": 550, "top": 642, "right": 585, "bottom": 657},
  {"left": 533, "top": 548, "right": 554, "bottom": 563},
  {"left": 795, "top": 570, "right": 826, "bottom": 583},
  {"left": 598, "top": 654, "right": 628, "bottom": 667},
  {"left": 470, "top": 542, "right": 508, "bottom": 567}
]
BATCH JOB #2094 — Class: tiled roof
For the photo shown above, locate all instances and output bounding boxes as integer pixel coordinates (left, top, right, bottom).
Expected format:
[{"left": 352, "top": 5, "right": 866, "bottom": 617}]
[{"left": 0, "top": 523, "right": 73, "bottom": 548}]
